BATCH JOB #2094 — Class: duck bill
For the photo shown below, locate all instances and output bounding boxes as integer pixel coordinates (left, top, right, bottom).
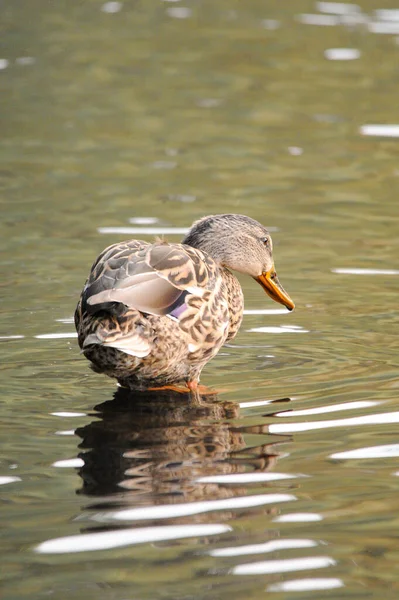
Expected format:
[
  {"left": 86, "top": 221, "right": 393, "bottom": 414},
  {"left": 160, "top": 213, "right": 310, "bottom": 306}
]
[{"left": 255, "top": 268, "right": 295, "bottom": 311}]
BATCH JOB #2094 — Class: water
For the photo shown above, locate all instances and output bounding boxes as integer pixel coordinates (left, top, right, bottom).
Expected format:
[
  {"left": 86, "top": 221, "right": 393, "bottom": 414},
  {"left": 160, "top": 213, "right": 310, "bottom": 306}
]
[{"left": 1, "top": 0, "right": 399, "bottom": 598}]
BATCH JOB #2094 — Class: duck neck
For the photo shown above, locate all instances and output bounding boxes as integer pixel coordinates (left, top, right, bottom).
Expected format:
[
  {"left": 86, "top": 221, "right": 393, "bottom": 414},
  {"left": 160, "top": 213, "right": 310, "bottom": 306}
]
[{"left": 222, "top": 268, "right": 244, "bottom": 342}]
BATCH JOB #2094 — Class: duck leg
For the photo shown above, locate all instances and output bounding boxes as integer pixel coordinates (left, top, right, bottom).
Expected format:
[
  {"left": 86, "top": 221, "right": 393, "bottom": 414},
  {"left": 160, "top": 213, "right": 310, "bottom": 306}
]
[
  {"left": 186, "top": 381, "right": 218, "bottom": 396},
  {"left": 147, "top": 383, "right": 191, "bottom": 393},
  {"left": 187, "top": 379, "right": 198, "bottom": 391}
]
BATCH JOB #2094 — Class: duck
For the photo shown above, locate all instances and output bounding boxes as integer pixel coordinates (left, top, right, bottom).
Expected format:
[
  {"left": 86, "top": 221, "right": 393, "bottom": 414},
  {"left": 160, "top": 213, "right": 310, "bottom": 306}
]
[{"left": 75, "top": 214, "right": 295, "bottom": 391}]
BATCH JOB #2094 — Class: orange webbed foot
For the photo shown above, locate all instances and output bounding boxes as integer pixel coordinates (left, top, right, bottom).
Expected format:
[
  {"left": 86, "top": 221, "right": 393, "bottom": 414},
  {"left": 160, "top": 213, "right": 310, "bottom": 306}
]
[{"left": 147, "top": 384, "right": 191, "bottom": 394}]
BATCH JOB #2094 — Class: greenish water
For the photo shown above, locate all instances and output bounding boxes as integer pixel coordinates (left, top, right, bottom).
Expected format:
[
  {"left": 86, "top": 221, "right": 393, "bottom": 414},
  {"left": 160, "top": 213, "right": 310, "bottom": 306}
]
[{"left": 1, "top": 1, "right": 399, "bottom": 598}]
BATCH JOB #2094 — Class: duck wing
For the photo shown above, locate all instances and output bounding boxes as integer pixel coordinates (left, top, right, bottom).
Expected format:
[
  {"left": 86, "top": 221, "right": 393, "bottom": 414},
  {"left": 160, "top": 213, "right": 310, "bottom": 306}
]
[{"left": 82, "top": 240, "right": 216, "bottom": 318}]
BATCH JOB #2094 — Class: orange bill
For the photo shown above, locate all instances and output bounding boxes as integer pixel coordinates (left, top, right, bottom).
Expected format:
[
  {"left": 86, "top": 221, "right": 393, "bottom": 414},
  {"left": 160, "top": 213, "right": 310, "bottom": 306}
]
[{"left": 255, "top": 267, "right": 295, "bottom": 311}]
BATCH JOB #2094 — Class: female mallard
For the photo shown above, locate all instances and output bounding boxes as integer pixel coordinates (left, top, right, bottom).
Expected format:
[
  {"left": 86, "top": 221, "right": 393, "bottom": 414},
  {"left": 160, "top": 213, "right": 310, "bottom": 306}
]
[{"left": 75, "top": 214, "right": 295, "bottom": 390}]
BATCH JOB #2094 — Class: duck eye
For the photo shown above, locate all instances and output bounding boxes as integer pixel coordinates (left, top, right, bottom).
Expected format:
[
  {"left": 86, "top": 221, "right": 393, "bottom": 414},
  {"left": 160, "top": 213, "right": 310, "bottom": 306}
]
[{"left": 261, "top": 237, "right": 269, "bottom": 246}]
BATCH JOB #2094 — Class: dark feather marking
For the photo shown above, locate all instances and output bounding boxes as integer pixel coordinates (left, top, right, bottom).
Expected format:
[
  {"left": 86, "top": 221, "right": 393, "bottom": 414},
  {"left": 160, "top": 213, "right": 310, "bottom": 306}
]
[{"left": 168, "top": 290, "right": 189, "bottom": 319}]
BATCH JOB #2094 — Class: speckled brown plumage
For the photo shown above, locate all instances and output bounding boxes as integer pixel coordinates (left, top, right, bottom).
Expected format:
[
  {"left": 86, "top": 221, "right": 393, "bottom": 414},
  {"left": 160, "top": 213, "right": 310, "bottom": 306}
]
[{"left": 75, "top": 214, "right": 294, "bottom": 390}]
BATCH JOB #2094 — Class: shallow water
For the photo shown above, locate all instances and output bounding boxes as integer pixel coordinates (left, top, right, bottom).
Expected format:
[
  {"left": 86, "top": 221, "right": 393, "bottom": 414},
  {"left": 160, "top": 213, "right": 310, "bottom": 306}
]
[{"left": 2, "top": 1, "right": 399, "bottom": 598}]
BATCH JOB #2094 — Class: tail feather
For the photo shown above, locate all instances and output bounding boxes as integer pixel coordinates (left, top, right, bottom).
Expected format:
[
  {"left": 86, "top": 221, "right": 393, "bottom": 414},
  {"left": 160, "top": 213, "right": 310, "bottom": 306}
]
[
  {"left": 82, "top": 331, "right": 151, "bottom": 358},
  {"left": 103, "top": 335, "right": 151, "bottom": 358}
]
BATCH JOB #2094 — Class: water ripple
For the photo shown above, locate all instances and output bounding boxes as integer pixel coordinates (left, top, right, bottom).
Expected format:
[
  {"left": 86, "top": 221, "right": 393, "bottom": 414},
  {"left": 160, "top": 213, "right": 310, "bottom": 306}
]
[
  {"left": 35, "top": 333, "right": 77, "bottom": 340},
  {"left": 324, "top": 48, "right": 361, "bottom": 60},
  {"left": 330, "top": 443, "right": 399, "bottom": 460},
  {"left": 210, "top": 538, "right": 318, "bottom": 558},
  {"left": 0, "top": 476, "right": 22, "bottom": 485},
  {"left": 268, "top": 577, "right": 344, "bottom": 592},
  {"left": 317, "top": 2, "right": 360, "bottom": 15},
  {"left": 247, "top": 325, "right": 309, "bottom": 334},
  {"left": 360, "top": 125, "right": 399, "bottom": 138},
  {"left": 196, "top": 473, "right": 301, "bottom": 484},
  {"left": 51, "top": 412, "right": 87, "bottom": 417},
  {"left": 332, "top": 267, "right": 399, "bottom": 275},
  {"left": 274, "top": 400, "right": 379, "bottom": 417},
  {"left": 35, "top": 524, "right": 231, "bottom": 554},
  {"left": 52, "top": 458, "right": 85, "bottom": 468},
  {"left": 274, "top": 513, "right": 323, "bottom": 523},
  {"left": 297, "top": 13, "right": 340, "bottom": 26},
  {"left": 231, "top": 555, "right": 336, "bottom": 575},
  {"left": 269, "top": 410, "right": 399, "bottom": 434},
  {"left": 243, "top": 308, "right": 289, "bottom": 315},
  {"left": 101, "top": 493, "right": 296, "bottom": 522}
]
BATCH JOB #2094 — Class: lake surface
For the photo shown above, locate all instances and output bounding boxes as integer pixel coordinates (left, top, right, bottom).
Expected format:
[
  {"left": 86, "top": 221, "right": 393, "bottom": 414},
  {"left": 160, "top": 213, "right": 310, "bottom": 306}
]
[{"left": 2, "top": 1, "right": 399, "bottom": 598}]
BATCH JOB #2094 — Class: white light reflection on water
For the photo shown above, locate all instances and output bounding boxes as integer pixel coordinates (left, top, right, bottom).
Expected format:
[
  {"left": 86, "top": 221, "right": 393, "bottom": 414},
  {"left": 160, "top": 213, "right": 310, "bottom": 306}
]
[
  {"left": 297, "top": 14, "right": 340, "bottom": 26},
  {"left": 248, "top": 325, "right": 309, "bottom": 334},
  {"left": 51, "top": 412, "right": 87, "bottom": 417},
  {"left": 210, "top": 538, "right": 318, "bottom": 558},
  {"left": 0, "top": 335, "right": 25, "bottom": 340},
  {"left": 317, "top": 2, "right": 360, "bottom": 14},
  {"left": 375, "top": 9, "right": 399, "bottom": 21},
  {"left": 360, "top": 125, "right": 399, "bottom": 138},
  {"left": 268, "top": 577, "right": 344, "bottom": 592},
  {"left": 129, "top": 217, "right": 159, "bottom": 225},
  {"left": 330, "top": 444, "right": 399, "bottom": 460},
  {"left": 239, "top": 399, "right": 277, "bottom": 409},
  {"left": 324, "top": 48, "right": 361, "bottom": 60},
  {"left": 274, "top": 400, "right": 378, "bottom": 418},
  {"left": 333, "top": 267, "right": 399, "bottom": 275},
  {"left": 35, "top": 333, "right": 78, "bottom": 339},
  {"left": 232, "top": 556, "right": 335, "bottom": 575},
  {"left": 98, "top": 227, "right": 189, "bottom": 235},
  {"left": 288, "top": 146, "right": 303, "bottom": 155},
  {"left": 166, "top": 7, "right": 192, "bottom": 19},
  {"left": 56, "top": 317, "right": 74, "bottom": 324},
  {"left": 54, "top": 430, "right": 75, "bottom": 436},
  {"left": 101, "top": 1, "right": 122, "bottom": 13},
  {"left": 52, "top": 458, "right": 84, "bottom": 468},
  {"left": 274, "top": 513, "right": 323, "bottom": 523},
  {"left": 35, "top": 524, "right": 231, "bottom": 554},
  {"left": 0, "top": 476, "right": 22, "bottom": 485},
  {"left": 368, "top": 21, "right": 399, "bottom": 34},
  {"left": 99, "top": 494, "right": 295, "bottom": 523},
  {"left": 196, "top": 472, "right": 302, "bottom": 484},
  {"left": 243, "top": 308, "right": 288, "bottom": 315},
  {"left": 269, "top": 411, "right": 399, "bottom": 435}
]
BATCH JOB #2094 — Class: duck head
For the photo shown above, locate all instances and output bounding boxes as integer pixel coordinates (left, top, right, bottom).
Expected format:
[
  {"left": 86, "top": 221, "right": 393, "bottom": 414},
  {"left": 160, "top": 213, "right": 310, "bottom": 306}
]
[{"left": 182, "top": 213, "right": 295, "bottom": 311}]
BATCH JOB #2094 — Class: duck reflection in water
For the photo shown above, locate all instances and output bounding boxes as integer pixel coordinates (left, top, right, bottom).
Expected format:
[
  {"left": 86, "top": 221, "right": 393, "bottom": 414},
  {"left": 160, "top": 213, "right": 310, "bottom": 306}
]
[{"left": 75, "top": 388, "right": 290, "bottom": 523}]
